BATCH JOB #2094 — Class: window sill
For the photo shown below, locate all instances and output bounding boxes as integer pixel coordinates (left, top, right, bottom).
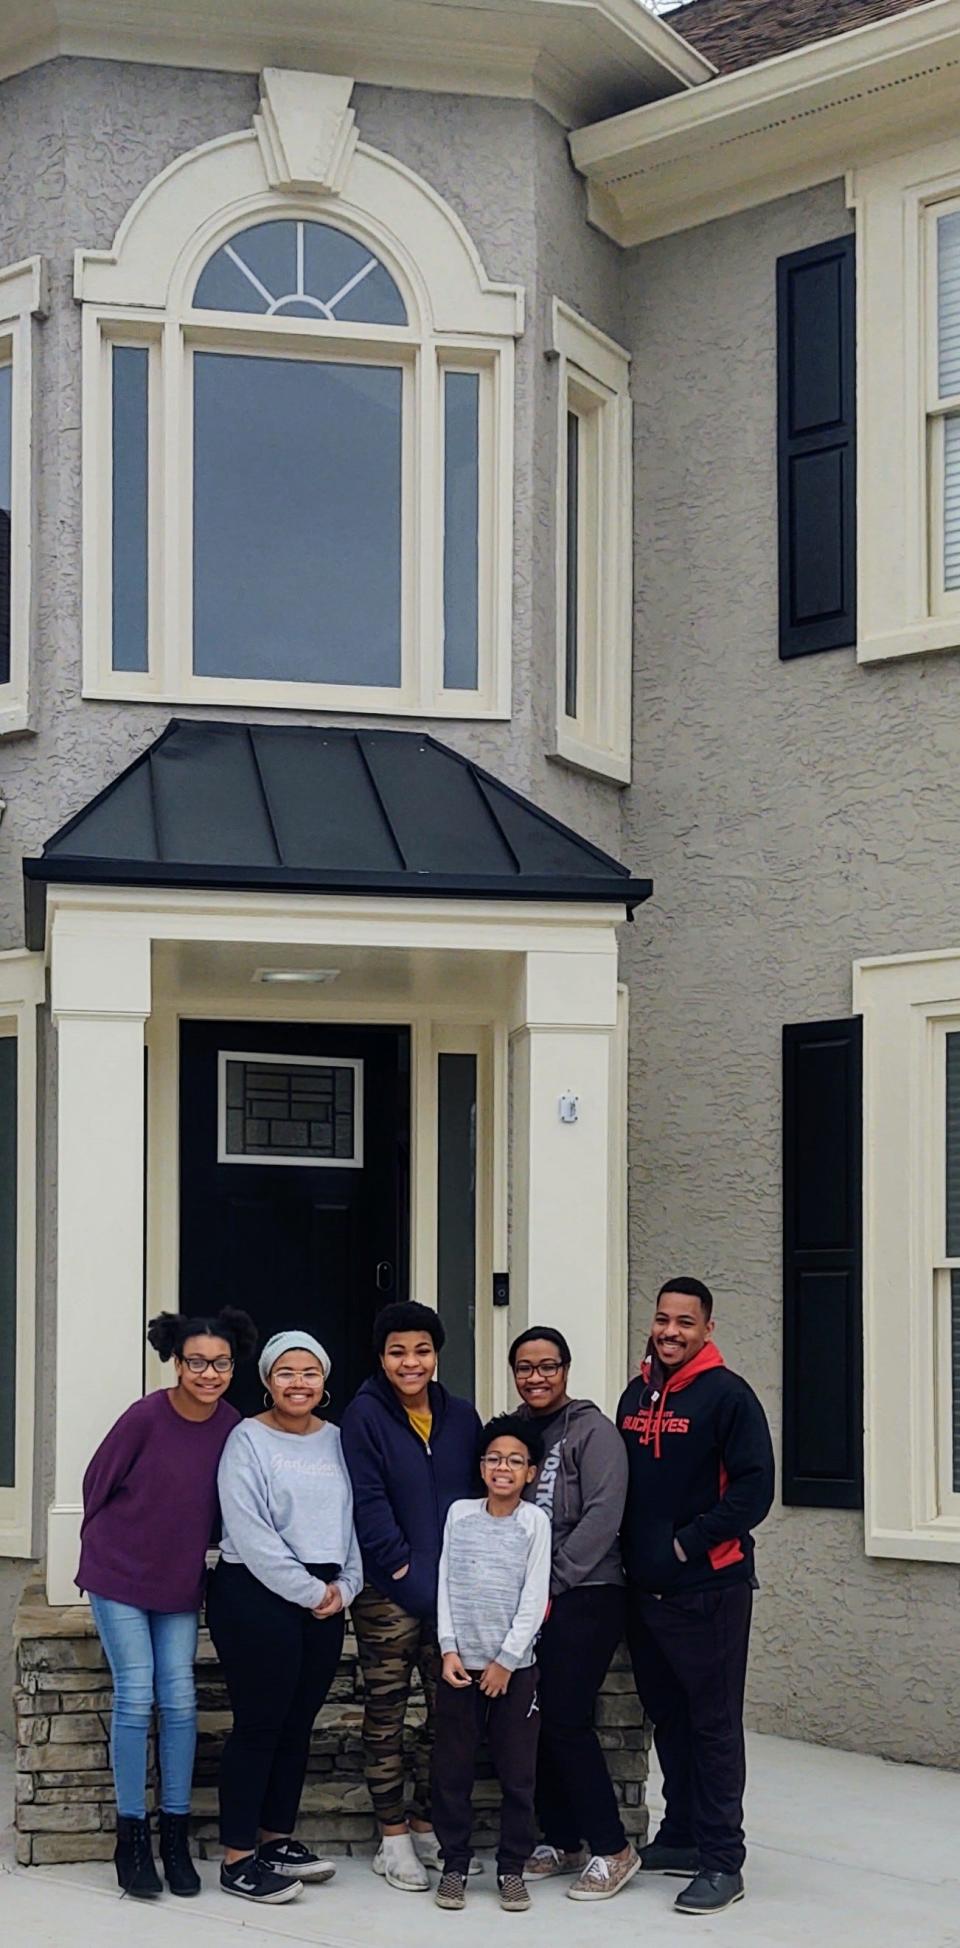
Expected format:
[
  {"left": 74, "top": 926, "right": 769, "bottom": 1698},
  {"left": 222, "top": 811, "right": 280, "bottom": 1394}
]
[
  {"left": 859, "top": 619, "right": 960, "bottom": 665},
  {"left": 0, "top": 702, "right": 31, "bottom": 740},
  {"left": 81, "top": 681, "right": 510, "bottom": 721},
  {"left": 866, "top": 1520, "right": 960, "bottom": 1565},
  {"left": 551, "top": 727, "right": 630, "bottom": 787}
]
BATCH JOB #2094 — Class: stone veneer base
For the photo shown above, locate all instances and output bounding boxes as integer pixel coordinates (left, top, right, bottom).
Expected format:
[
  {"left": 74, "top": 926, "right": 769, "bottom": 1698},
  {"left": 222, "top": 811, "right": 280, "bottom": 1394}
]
[{"left": 13, "top": 1575, "right": 650, "bottom": 1866}]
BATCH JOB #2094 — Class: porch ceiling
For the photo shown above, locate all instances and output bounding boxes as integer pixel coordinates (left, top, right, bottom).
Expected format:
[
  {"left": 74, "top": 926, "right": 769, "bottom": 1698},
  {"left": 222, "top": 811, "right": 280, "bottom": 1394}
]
[{"left": 23, "top": 720, "right": 652, "bottom": 949}]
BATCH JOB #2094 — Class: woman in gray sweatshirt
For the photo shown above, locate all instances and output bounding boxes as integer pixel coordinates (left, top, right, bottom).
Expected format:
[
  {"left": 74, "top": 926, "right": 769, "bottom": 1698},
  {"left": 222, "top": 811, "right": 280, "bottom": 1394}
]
[
  {"left": 511, "top": 1326, "right": 637, "bottom": 1904},
  {"left": 206, "top": 1330, "right": 362, "bottom": 1909}
]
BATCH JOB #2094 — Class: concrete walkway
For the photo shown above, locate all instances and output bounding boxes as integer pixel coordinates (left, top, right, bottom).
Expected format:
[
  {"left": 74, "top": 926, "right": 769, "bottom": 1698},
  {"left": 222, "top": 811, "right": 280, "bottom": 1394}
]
[{"left": 3, "top": 1730, "right": 960, "bottom": 1947}]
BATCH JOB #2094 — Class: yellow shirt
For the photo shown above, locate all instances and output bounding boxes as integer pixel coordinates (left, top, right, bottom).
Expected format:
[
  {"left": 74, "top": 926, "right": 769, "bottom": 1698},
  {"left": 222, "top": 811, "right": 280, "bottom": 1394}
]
[{"left": 406, "top": 1407, "right": 433, "bottom": 1447}]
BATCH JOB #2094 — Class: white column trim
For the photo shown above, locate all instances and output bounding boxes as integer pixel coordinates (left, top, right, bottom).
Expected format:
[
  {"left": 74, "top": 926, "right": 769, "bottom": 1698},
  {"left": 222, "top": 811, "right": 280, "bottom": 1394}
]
[
  {"left": 47, "top": 923, "right": 151, "bottom": 1606},
  {"left": 509, "top": 945, "right": 622, "bottom": 1414}
]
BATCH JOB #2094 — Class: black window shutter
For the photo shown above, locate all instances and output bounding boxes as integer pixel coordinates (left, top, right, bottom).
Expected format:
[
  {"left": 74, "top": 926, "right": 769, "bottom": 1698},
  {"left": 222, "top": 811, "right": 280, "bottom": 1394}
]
[
  {"left": 782, "top": 1017, "right": 863, "bottom": 1508},
  {"left": 777, "top": 234, "right": 856, "bottom": 659}
]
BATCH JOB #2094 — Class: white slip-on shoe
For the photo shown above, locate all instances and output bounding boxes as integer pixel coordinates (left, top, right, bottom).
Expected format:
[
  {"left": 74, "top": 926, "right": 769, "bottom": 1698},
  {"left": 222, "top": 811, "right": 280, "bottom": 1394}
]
[
  {"left": 411, "top": 1831, "right": 484, "bottom": 1876},
  {"left": 377, "top": 1833, "right": 431, "bottom": 1891}
]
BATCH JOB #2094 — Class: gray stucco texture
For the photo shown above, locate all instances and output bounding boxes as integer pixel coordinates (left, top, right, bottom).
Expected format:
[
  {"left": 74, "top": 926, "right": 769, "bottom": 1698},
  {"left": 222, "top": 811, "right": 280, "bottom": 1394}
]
[{"left": 23, "top": 720, "right": 652, "bottom": 945}]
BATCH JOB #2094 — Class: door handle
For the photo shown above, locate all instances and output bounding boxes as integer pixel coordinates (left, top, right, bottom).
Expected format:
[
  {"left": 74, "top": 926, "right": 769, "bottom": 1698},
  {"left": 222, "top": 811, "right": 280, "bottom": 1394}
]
[{"left": 376, "top": 1261, "right": 395, "bottom": 1292}]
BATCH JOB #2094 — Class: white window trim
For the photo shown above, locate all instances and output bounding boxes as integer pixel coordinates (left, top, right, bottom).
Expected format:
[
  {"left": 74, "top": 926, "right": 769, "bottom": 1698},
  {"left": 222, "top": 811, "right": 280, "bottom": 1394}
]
[
  {"left": 216, "top": 1048, "right": 364, "bottom": 1168},
  {"left": 0, "top": 949, "right": 43, "bottom": 1557},
  {"left": 848, "top": 138, "right": 960, "bottom": 665},
  {"left": 548, "top": 299, "right": 632, "bottom": 785},
  {"left": 855, "top": 944, "right": 960, "bottom": 1563},
  {"left": 78, "top": 72, "right": 522, "bottom": 719},
  {"left": 0, "top": 257, "right": 46, "bottom": 739}
]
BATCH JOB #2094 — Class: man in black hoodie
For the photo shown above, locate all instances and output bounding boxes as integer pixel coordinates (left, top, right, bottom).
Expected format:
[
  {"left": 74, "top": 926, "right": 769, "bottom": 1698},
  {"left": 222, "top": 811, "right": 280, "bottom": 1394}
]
[{"left": 617, "top": 1277, "right": 774, "bottom": 1918}]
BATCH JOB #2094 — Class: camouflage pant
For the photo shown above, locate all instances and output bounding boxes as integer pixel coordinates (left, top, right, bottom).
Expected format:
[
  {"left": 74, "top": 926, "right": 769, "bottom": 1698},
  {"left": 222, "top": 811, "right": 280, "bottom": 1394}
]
[{"left": 351, "top": 1583, "right": 441, "bottom": 1828}]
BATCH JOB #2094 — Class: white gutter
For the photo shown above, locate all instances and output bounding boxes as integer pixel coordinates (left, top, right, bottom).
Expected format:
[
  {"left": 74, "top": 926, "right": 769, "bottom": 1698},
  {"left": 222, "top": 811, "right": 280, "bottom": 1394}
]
[{"left": 572, "top": 0, "right": 960, "bottom": 241}]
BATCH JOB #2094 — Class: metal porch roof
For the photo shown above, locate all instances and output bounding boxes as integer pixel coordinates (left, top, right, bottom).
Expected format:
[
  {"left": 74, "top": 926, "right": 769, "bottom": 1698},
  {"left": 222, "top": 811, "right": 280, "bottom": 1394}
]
[{"left": 23, "top": 721, "right": 652, "bottom": 947}]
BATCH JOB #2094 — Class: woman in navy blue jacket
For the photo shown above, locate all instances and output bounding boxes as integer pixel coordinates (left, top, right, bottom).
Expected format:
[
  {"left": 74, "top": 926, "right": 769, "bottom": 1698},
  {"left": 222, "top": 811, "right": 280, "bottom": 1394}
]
[{"left": 340, "top": 1302, "right": 481, "bottom": 1893}]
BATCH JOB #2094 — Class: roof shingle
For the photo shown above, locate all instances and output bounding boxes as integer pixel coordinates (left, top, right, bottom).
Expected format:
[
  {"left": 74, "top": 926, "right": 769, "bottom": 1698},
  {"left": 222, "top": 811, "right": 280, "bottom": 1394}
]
[{"left": 669, "top": 0, "right": 926, "bottom": 74}]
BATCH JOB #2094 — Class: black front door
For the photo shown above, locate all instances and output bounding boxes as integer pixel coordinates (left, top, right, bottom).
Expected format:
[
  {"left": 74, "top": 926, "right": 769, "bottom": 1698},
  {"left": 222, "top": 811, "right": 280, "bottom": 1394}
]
[{"left": 179, "top": 1020, "right": 409, "bottom": 1418}]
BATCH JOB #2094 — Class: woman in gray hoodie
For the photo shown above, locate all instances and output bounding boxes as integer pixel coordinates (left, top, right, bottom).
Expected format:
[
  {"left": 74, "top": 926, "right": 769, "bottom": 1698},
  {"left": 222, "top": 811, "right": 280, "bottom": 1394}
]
[{"left": 510, "top": 1326, "right": 636, "bottom": 1904}]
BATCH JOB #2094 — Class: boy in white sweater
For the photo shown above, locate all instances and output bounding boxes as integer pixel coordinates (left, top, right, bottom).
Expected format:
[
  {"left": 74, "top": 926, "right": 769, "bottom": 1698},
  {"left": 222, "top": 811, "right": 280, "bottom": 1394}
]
[{"left": 432, "top": 1414, "right": 551, "bottom": 1913}]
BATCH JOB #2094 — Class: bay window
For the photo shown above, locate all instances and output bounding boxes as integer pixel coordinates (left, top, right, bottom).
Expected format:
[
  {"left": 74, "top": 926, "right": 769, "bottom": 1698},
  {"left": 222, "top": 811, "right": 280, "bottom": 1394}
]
[{"left": 78, "top": 92, "right": 521, "bottom": 716}]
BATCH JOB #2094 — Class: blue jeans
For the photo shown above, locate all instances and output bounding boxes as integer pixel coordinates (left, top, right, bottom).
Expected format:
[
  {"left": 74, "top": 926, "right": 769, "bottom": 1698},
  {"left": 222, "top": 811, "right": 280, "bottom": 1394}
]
[{"left": 89, "top": 1596, "right": 198, "bottom": 1818}]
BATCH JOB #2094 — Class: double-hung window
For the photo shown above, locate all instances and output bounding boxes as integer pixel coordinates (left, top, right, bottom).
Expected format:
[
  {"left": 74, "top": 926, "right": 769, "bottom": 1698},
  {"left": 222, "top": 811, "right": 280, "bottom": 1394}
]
[
  {"left": 79, "top": 109, "right": 521, "bottom": 718},
  {"left": 856, "top": 947, "right": 960, "bottom": 1561},
  {"left": 550, "top": 300, "right": 632, "bottom": 784},
  {"left": 928, "top": 199, "right": 960, "bottom": 612},
  {"left": 934, "top": 1025, "right": 960, "bottom": 1516},
  {"left": 0, "top": 258, "right": 45, "bottom": 737},
  {"left": 849, "top": 139, "right": 960, "bottom": 663}
]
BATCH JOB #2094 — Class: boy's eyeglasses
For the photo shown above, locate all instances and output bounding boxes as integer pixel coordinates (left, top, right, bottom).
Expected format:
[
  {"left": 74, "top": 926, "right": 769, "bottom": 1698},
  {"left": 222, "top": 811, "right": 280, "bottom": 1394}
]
[
  {"left": 514, "top": 1359, "right": 563, "bottom": 1378},
  {"left": 181, "top": 1356, "right": 234, "bottom": 1375},
  {"left": 481, "top": 1452, "right": 530, "bottom": 1470}
]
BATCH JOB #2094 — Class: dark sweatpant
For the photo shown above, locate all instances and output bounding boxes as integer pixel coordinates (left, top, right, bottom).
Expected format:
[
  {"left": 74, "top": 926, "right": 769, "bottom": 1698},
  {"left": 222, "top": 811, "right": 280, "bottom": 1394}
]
[
  {"left": 626, "top": 1583, "right": 752, "bottom": 1876},
  {"left": 535, "top": 1585, "right": 627, "bottom": 1857},
  {"left": 206, "top": 1560, "right": 345, "bottom": 1852},
  {"left": 432, "top": 1665, "right": 540, "bottom": 1877}
]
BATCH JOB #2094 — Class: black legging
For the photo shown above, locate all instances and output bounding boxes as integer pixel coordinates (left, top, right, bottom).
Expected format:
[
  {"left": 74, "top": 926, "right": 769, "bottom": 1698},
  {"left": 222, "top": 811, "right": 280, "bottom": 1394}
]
[
  {"left": 535, "top": 1583, "right": 627, "bottom": 1858},
  {"left": 206, "top": 1559, "right": 345, "bottom": 1852}
]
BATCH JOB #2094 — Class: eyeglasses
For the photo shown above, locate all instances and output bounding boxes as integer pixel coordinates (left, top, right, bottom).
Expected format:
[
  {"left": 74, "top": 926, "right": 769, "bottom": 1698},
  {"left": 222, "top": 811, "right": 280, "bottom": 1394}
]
[
  {"left": 181, "top": 1356, "right": 234, "bottom": 1375},
  {"left": 514, "top": 1359, "right": 564, "bottom": 1379},
  {"left": 272, "top": 1366, "right": 324, "bottom": 1383},
  {"left": 481, "top": 1452, "right": 530, "bottom": 1470}
]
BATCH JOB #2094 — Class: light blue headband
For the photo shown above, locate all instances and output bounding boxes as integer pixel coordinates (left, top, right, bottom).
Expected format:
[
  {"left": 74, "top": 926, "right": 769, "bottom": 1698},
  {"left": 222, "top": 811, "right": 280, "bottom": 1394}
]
[{"left": 258, "top": 1330, "right": 331, "bottom": 1386}]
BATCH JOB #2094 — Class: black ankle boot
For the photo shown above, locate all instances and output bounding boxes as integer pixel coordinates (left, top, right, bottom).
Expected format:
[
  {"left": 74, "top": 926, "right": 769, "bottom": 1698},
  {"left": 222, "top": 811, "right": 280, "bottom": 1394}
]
[
  {"left": 114, "top": 1814, "right": 162, "bottom": 1898},
  {"left": 159, "top": 1811, "right": 201, "bottom": 1896}
]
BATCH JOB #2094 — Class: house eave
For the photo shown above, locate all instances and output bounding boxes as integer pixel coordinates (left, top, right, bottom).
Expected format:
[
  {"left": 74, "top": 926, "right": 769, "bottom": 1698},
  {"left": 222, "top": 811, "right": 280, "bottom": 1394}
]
[
  {"left": 0, "top": 0, "right": 714, "bottom": 129},
  {"left": 571, "top": 0, "right": 960, "bottom": 242},
  {"left": 24, "top": 859, "right": 653, "bottom": 953}
]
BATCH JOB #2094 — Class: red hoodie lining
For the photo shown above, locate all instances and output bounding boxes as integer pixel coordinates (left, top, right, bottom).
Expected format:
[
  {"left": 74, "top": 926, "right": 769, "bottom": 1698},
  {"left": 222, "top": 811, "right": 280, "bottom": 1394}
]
[{"left": 639, "top": 1340, "right": 725, "bottom": 1459}]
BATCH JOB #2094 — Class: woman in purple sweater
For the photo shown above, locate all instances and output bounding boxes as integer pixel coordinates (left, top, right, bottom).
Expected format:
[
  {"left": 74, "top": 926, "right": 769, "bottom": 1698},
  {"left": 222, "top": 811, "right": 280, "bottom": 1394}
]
[{"left": 77, "top": 1306, "right": 256, "bottom": 1900}]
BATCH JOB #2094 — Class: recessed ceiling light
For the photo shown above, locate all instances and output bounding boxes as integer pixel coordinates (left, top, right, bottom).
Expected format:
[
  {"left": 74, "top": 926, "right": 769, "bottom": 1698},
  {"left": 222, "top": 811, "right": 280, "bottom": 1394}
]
[{"left": 253, "top": 967, "right": 341, "bottom": 985}]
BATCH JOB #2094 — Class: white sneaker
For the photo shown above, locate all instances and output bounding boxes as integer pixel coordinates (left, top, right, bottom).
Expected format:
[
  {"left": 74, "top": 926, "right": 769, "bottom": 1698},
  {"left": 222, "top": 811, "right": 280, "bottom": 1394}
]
[
  {"left": 411, "top": 1831, "right": 483, "bottom": 1876},
  {"left": 373, "top": 1833, "right": 431, "bottom": 1891}
]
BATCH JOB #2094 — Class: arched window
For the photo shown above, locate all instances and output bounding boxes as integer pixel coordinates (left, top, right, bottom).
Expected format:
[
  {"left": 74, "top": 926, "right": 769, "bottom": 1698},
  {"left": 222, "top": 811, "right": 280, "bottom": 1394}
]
[
  {"left": 193, "top": 218, "right": 408, "bottom": 323},
  {"left": 78, "top": 73, "right": 522, "bottom": 716}
]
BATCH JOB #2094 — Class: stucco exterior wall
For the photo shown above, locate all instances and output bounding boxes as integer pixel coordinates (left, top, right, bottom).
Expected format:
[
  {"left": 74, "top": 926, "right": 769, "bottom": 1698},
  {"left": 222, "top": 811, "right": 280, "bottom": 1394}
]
[
  {"left": 621, "top": 178, "right": 960, "bottom": 1766},
  {"left": 0, "top": 57, "right": 627, "bottom": 1729}
]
